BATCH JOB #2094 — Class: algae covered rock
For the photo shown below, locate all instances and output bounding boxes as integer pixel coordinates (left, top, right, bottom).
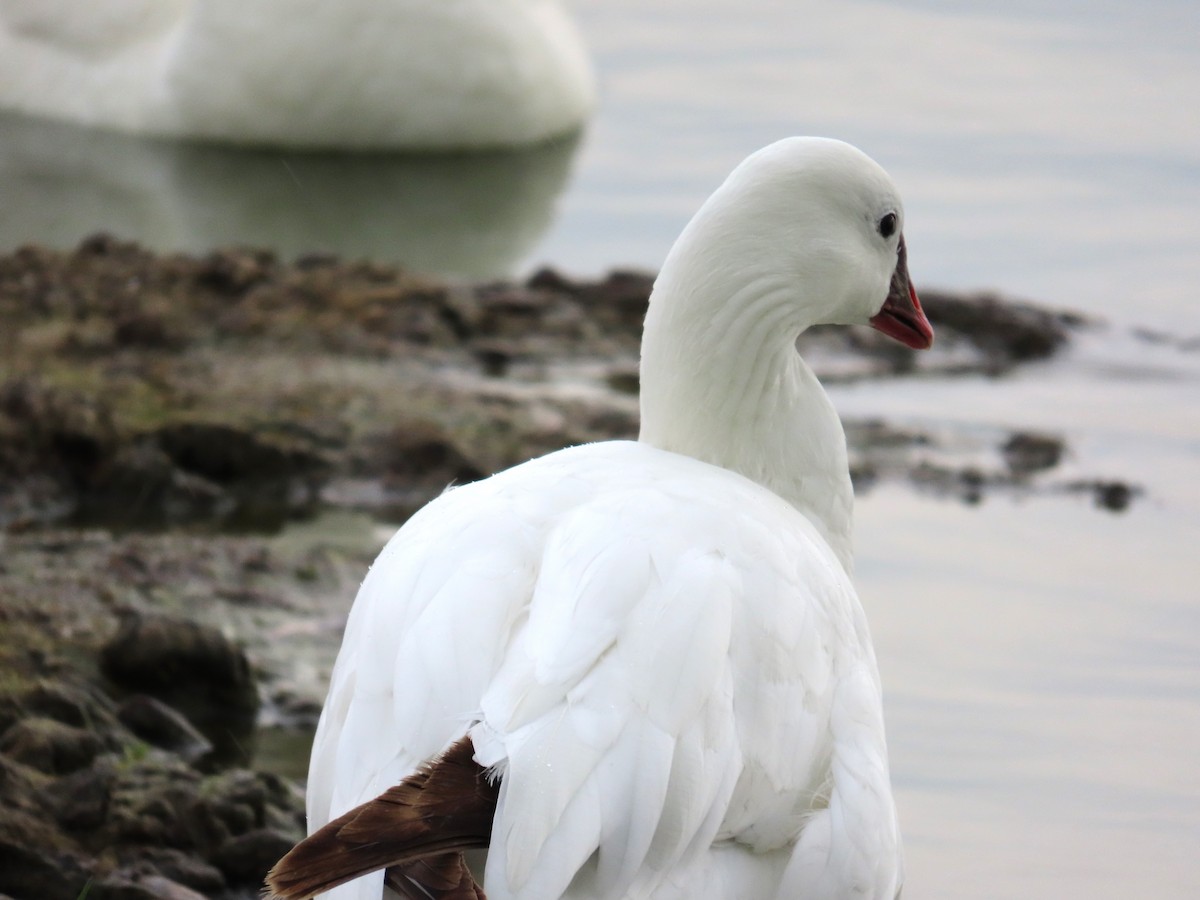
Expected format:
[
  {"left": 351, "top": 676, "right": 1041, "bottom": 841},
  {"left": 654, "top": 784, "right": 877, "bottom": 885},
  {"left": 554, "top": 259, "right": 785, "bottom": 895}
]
[
  {"left": 100, "top": 613, "right": 259, "bottom": 764},
  {"left": 0, "top": 717, "right": 104, "bottom": 775}
]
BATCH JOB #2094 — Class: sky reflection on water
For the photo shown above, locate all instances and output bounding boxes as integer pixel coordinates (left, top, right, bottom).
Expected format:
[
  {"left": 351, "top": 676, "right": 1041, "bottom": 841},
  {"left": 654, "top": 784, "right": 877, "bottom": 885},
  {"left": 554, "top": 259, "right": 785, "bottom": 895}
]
[
  {"left": 3, "top": 1, "right": 1197, "bottom": 329},
  {"left": 551, "top": 0, "right": 1200, "bottom": 330},
  {"left": 857, "top": 485, "right": 1199, "bottom": 900},
  {"left": 833, "top": 320, "right": 1200, "bottom": 897}
]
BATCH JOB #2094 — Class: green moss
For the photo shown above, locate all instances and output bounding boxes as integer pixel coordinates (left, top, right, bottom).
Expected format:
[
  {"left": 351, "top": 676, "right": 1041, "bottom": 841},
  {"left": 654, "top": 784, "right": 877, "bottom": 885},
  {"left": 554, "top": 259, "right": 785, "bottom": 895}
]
[
  {"left": 292, "top": 563, "right": 319, "bottom": 582},
  {"left": 117, "top": 740, "right": 153, "bottom": 769}
]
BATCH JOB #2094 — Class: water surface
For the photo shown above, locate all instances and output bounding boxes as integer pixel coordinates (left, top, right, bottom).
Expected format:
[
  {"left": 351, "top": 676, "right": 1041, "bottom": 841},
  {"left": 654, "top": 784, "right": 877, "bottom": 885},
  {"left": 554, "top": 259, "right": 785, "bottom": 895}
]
[{"left": 837, "top": 327, "right": 1200, "bottom": 898}]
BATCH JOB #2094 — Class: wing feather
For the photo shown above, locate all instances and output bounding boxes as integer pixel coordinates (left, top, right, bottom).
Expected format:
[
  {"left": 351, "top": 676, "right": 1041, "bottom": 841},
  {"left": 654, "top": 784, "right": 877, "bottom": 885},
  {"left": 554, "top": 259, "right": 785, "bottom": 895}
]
[
  {"left": 476, "top": 496, "right": 759, "bottom": 898},
  {"left": 303, "top": 442, "right": 876, "bottom": 899}
]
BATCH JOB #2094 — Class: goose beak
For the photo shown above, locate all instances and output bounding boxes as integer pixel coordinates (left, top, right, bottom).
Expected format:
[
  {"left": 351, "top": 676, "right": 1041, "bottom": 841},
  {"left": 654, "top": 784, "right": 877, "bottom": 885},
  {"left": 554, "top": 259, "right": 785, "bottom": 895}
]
[{"left": 869, "top": 236, "right": 934, "bottom": 349}]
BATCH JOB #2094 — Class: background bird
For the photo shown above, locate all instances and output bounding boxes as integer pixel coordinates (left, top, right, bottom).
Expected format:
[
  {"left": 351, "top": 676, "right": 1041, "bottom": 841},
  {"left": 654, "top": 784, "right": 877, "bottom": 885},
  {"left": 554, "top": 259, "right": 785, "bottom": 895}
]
[{"left": 0, "top": 0, "right": 595, "bottom": 149}]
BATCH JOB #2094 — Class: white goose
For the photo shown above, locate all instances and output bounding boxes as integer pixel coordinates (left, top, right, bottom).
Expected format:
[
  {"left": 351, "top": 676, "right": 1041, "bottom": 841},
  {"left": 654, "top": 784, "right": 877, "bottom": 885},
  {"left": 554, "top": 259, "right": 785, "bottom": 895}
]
[
  {"left": 0, "top": 0, "right": 594, "bottom": 149},
  {"left": 268, "top": 137, "right": 933, "bottom": 900}
]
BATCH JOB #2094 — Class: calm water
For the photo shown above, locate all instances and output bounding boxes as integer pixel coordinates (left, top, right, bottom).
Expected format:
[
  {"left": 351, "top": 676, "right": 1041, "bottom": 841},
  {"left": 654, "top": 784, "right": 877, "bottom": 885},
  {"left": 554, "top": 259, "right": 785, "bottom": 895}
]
[
  {"left": 837, "top": 331, "right": 1200, "bottom": 898},
  {"left": 5, "top": 2, "right": 1199, "bottom": 897},
  {"left": 4, "top": 1, "right": 1199, "bottom": 331},
  {"left": 560, "top": 0, "right": 1200, "bottom": 332}
]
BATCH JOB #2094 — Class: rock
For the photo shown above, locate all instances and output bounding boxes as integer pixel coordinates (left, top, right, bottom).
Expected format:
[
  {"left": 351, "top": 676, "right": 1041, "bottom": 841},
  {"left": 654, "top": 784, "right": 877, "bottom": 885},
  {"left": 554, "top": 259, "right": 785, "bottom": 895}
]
[
  {"left": 206, "top": 768, "right": 269, "bottom": 819},
  {"left": 3, "top": 240, "right": 1106, "bottom": 535},
  {"left": 0, "top": 835, "right": 90, "bottom": 900},
  {"left": 1080, "top": 480, "right": 1136, "bottom": 512},
  {"left": 0, "top": 376, "right": 117, "bottom": 490},
  {"left": 116, "top": 695, "right": 213, "bottom": 764},
  {"left": 99, "top": 615, "right": 259, "bottom": 765},
  {"left": 0, "top": 805, "right": 76, "bottom": 856},
  {"left": 379, "top": 420, "right": 484, "bottom": 488},
  {"left": 579, "top": 270, "right": 655, "bottom": 333},
  {"left": 46, "top": 758, "right": 117, "bottom": 832},
  {"left": 100, "top": 614, "right": 258, "bottom": 715},
  {"left": 78, "top": 440, "right": 232, "bottom": 529},
  {"left": 195, "top": 247, "right": 277, "bottom": 295},
  {"left": 0, "top": 379, "right": 234, "bottom": 529},
  {"left": 0, "top": 717, "right": 103, "bottom": 775},
  {"left": 921, "top": 291, "right": 1080, "bottom": 363},
  {"left": 203, "top": 766, "right": 305, "bottom": 840},
  {"left": 122, "top": 847, "right": 226, "bottom": 895},
  {"left": 212, "top": 828, "right": 296, "bottom": 886},
  {"left": 92, "top": 870, "right": 209, "bottom": 900},
  {"left": 0, "top": 724, "right": 305, "bottom": 896},
  {"left": 154, "top": 421, "right": 330, "bottom": 528},
  {"left": 77, "top": 749, "right": 303, "bottom": 854},
  {"left": 99, "top": 751, "right": 220, "bottom": 851},
  {"left": 0, "top": 754, "right": 48, "bottom": 821},
  {"left": 16, "top": 679, "right": 121, "bottom": 733},
  {"left": 525, "top": 266, "right": 579, "bottom": 295},
  {"left": 1095, "top": 481, "right": 1134, "bottom": 511},
  {"left": 605, "top": 367, "right": 640, "bottom": 395},
  {"left": 1002, "top": 432, "right": 1064, "bottom": 476},
  {"left": 911, "top": 461, "right": 990, "bottom": 505},
  {"left": 473, "top": 340, "right": 518, "bottom": 377},
  {"left": 155, "top": 422, "right": 327, "bottom": 487},
  {"left": 112, "top": 300, "right": 188, "bottom": 351}
]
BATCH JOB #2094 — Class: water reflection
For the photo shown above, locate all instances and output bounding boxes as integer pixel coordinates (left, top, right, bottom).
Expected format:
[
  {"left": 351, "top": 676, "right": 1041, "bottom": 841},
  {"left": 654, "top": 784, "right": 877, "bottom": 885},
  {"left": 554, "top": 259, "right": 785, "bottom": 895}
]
[
  {"left": 0, "top": 112, "right": 583, "bottom": 278},
  {"left": 856, "top": 485, "right": 1200, "bottom": 900}
]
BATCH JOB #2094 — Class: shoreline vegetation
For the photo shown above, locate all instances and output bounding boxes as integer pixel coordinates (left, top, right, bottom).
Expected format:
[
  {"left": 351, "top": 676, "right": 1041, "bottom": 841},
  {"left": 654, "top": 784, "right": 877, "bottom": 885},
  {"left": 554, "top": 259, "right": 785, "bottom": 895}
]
[{"left": 0, "top": 236, "right": 1130, "bottom": 899}]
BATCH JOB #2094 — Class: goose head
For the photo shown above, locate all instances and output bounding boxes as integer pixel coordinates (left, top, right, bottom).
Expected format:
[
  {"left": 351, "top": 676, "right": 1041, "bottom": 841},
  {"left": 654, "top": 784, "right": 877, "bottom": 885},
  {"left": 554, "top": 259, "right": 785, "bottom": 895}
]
[
  {"left": 648, "top": 137, "right": 933, "bottom": 350},
  {"left": 640, "top": 138, "right": 934, "bottom": 569}
]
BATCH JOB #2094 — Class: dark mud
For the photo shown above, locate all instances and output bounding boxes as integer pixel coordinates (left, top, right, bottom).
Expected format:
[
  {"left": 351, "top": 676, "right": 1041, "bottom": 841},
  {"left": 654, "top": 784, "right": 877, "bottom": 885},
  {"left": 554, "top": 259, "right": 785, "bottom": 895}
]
[
  {"left": 0, "top": 237, "right": 1131, "bottom": 898},
  {"left": 0, "top": 236, "right": 1100, "bottom": 532}
]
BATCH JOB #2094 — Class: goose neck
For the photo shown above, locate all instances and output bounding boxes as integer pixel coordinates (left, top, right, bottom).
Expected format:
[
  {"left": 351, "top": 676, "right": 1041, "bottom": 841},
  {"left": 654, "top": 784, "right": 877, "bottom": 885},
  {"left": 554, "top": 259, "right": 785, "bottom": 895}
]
[{"left": 637, "top": 273, "right": 855, "bottom": 572}]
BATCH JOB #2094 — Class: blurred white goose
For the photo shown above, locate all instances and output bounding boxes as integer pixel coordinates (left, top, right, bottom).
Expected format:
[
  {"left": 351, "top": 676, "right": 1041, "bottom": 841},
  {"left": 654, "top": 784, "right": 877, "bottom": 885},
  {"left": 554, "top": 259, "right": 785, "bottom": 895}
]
[
  {"left": 0, "top": 0, "right": 595, "bottom": 149},
  {"left": 268, "top": 137, "right": 934, "bottom": 900}
]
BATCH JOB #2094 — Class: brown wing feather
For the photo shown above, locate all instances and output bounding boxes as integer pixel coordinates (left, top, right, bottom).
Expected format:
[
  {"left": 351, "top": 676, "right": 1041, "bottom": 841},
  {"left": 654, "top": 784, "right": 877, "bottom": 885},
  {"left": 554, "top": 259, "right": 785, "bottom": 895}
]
[
  {"left": 385, "top": 852, "right": 487, "bottom": 899},
  {"left": 265, "top": 735, "right": 499, "bottom": 900}
]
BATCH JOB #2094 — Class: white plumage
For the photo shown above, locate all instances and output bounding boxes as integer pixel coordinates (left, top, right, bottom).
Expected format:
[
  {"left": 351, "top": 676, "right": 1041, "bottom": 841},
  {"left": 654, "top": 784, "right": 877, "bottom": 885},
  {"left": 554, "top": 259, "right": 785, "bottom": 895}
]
[
  {"left": 302, "top": 137, "right": 933, "bottom": 899},
  {"left": 0, "top": 0, "right": 594, "bottom": 149}
]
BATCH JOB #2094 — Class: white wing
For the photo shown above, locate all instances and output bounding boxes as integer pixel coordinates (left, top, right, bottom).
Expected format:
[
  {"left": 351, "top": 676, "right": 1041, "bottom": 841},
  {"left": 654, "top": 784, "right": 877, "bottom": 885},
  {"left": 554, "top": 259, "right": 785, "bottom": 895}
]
[{"left": 307, "top": 441, "right": 890, "bottom": 899}]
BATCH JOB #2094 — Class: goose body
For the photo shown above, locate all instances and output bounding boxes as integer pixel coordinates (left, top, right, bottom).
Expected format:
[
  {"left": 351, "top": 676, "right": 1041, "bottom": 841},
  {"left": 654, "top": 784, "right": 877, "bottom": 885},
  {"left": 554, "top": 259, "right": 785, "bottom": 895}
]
[
  {"left": 0, "top": 0, "right": 595, "bottom": 149},
  {"left": 271, "top": 137, "right": 933, "bottom": 899}
]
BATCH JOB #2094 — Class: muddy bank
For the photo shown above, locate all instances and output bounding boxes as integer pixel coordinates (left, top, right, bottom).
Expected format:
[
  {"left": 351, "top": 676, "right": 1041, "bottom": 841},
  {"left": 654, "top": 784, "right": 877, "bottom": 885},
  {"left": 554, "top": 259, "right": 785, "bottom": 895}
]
[
  {"left": 0, "top": 236, "right": 1097, "bottom": 533},
  {"left": 0, "top": 237, "right": 1126, "bottom": 898}
]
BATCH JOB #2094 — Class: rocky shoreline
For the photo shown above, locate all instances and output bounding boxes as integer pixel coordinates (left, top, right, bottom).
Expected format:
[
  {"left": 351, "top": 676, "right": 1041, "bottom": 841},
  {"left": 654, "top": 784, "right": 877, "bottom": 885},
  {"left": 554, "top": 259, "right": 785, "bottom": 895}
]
[
  {"left": 0, "top": 235, "right": 1097, "bottom": 533},
  {"left": 0, "top": 236, "right": 1123, "bottom": 898}
]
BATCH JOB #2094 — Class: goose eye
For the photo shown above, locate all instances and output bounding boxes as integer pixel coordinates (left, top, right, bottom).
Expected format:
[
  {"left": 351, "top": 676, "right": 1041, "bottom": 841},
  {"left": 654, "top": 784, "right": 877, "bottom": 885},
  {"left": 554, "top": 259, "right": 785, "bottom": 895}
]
[{"left": 877, "top": 212, "right": 897, "bottom": 239}]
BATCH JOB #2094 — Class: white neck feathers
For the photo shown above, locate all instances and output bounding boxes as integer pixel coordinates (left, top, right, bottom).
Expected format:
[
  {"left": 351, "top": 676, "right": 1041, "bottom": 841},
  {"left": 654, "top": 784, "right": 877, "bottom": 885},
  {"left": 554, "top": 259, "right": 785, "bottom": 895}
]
[{"left": 637, "top": 222, "right": 855, "bottom": 573}]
